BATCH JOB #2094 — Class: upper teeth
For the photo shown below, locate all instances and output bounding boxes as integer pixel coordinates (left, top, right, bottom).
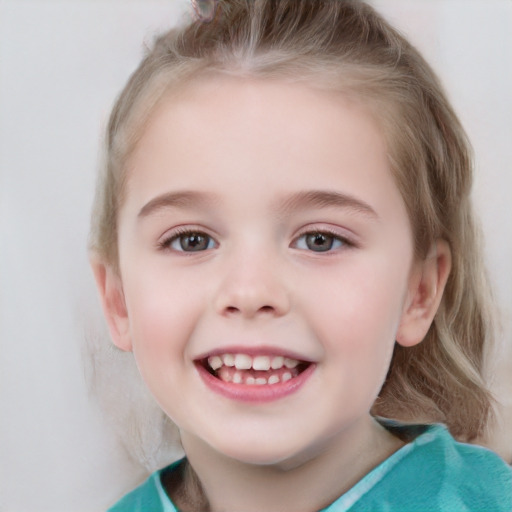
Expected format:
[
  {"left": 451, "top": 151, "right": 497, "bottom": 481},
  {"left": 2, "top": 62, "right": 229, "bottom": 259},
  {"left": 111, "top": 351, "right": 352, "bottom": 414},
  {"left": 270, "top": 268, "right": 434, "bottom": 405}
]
[{"left": 208, "top": 354, "right": 300, "bottom": 371}]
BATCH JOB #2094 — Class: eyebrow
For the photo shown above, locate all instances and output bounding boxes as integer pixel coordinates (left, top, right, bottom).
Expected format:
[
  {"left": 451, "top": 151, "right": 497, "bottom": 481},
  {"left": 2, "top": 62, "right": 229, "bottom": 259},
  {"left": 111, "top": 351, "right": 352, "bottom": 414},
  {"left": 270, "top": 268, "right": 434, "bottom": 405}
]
[
  {"left": 137, "top": 189, "right": 379, "bottom": 220},
  {"left": 276, "top": 190, "right": 379, "bottom": 219},
  {"left": 138, "top": 190, "right": 217, "bottom": 218}
]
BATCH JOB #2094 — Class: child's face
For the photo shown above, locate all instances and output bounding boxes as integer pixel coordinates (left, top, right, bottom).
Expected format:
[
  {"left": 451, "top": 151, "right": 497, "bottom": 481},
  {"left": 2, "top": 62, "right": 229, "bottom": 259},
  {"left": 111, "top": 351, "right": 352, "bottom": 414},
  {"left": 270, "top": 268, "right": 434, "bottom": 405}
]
[{"left": 113, "top": 77, "right": 421, "bottom": 465}]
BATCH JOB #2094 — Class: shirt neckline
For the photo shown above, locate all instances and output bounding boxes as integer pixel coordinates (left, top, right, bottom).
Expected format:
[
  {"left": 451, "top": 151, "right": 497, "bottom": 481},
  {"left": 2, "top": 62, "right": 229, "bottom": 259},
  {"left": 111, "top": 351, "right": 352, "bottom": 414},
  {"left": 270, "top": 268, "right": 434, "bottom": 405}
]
[{"left": 154, "top": 421, "right": 443, "bottom": 512}]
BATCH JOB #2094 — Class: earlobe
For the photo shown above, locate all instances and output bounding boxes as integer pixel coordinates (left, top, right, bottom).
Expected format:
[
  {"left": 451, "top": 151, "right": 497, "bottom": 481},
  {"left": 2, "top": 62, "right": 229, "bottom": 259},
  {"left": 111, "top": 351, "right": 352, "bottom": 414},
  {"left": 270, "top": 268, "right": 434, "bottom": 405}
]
[
  {"left": 90, "top": 255, "right": 133, "bottom": 352},
  {"left": 396, "top": 240, "right": 452, "bottom": 347}
]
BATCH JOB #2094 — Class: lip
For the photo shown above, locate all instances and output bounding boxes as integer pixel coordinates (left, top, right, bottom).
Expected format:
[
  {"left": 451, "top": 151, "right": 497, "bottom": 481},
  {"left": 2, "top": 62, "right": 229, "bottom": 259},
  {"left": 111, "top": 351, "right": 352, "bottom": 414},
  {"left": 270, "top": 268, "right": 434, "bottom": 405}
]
[
  {"left": 194, "top": 345, "right": 315, "bottom": 362},
  {"left": 195, "top": 361, "right": 316, "bottom": 403}
]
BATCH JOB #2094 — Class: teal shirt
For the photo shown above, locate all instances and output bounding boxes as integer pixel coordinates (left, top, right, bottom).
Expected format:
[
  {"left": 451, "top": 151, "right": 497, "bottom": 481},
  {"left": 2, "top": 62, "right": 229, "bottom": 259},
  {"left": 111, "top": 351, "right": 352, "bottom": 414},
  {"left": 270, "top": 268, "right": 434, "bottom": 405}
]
[{"left": 108, "top": 423, "right": 512, "bottom": 511}]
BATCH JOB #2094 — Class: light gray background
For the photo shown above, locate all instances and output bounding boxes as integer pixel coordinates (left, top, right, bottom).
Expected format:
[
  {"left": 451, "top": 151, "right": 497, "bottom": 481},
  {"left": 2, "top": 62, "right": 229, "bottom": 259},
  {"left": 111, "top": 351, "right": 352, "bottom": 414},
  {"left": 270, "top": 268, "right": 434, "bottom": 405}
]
[{"left": 1, "top": 1, "right": 511, "bottom": 511}]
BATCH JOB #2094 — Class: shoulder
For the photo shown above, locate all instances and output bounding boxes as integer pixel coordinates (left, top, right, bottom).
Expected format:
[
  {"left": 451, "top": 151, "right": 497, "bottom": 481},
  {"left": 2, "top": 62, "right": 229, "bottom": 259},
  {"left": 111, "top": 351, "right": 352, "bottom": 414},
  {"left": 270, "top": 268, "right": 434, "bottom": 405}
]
[
  {"left": 389, "top": 423, "right": 512, "bottom": 511},
  {"left": 340, "top": 422, "right": 512, "bottom": 512},
  {"left": 107, "top": 473, "right": 164, "bottom": 512},
  {"left": 107, "top": 462, "right": 180, "bottom": 512},
  {"left": 430, "top": 425, "right": 512, "bottom": 509}
]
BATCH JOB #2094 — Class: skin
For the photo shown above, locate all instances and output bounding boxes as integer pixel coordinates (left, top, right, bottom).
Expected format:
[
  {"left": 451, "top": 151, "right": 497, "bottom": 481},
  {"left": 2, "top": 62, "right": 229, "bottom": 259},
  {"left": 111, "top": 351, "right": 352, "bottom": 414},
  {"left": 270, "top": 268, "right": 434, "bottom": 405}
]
[{"left": 92, "top": 77, "right": 451, "bottom": 511}]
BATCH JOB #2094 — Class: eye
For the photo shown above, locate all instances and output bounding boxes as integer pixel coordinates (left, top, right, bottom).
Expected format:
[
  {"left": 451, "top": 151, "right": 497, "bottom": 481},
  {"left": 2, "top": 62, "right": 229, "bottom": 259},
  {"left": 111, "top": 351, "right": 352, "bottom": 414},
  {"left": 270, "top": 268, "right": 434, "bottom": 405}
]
[
  {"left": 294, "top": 231, "right": 346, "bottom": 252},
  {"left": 164, "top": 230, "right": 216, "bottom": 252}
]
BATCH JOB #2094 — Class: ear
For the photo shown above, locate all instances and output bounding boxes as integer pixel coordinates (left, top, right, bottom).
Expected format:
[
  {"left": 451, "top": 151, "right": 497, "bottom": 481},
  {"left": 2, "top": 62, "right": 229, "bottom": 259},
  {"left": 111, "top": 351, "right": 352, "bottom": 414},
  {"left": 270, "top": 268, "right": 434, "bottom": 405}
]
[
  {"left": 90, "top": 254, "right": 133, "bottom": 352},
  {"left": 396, "top": 240, "right": 452, "bottom": 347}
]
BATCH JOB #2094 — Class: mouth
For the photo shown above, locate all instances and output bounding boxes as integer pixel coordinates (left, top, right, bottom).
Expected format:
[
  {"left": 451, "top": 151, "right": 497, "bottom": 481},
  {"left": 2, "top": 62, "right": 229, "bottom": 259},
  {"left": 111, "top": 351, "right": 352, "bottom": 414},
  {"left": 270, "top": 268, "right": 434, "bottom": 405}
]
[
  {"left": 200, "top": 353, "right": 311, "bottom": 385},
  {"left": 195, "top": 351, "right": 315, "bottom": 402}
]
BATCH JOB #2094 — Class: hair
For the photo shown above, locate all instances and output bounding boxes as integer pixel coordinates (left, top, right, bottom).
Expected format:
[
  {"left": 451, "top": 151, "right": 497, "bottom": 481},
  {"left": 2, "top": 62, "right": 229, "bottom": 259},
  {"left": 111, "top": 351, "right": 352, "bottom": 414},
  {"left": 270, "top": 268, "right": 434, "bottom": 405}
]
[{"left": 90, "top": 0, "right": 495, "bottom": 441}]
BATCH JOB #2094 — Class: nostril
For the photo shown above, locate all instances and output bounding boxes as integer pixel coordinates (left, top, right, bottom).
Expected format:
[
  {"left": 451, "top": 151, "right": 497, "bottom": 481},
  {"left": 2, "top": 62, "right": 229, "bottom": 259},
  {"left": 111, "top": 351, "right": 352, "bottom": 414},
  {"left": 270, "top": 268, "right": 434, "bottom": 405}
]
[{"left": 223, "top": 305, "right": 274, "bottom": 315}]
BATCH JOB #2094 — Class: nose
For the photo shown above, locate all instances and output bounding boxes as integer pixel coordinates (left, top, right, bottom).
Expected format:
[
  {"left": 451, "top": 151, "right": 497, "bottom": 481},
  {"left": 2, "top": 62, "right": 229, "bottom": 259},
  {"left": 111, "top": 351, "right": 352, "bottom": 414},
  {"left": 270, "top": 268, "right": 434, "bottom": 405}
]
[{"left": 214, "top": 250, "right": 291, "bottom": 319}]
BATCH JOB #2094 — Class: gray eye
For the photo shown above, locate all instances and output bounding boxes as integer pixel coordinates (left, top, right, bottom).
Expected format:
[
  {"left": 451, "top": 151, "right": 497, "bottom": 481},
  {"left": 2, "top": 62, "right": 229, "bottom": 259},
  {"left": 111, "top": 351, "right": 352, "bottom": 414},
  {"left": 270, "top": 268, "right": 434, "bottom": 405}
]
[
  {"left": 296, "top": 232, "right": 343, "bottom": 252},
  {"left": 171, "top": 232, "right": 214, "bottom": 252}
]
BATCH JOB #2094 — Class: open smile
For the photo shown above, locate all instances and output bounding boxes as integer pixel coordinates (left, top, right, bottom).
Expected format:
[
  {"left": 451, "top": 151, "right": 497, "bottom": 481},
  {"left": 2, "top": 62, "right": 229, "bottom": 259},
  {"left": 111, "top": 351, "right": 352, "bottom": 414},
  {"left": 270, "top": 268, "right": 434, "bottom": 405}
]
[{"left": 195, "top": 351, "right": 315, "bottom": 402}]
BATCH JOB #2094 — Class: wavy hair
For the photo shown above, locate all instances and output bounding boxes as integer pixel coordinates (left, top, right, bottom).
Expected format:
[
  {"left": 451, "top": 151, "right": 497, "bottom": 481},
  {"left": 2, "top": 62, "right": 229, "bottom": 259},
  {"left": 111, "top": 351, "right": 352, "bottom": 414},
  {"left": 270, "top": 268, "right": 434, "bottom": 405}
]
[{"left": 90, "top": 0, "right": 495, "bottom": 441}]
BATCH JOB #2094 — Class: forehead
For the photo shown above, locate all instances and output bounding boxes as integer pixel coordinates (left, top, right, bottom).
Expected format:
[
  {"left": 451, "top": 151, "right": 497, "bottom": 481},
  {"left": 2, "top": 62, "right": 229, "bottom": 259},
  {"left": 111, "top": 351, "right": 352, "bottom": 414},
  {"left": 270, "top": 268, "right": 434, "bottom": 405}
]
[{"left": 123, "top": 76, "right": 403, "bottom": 220}]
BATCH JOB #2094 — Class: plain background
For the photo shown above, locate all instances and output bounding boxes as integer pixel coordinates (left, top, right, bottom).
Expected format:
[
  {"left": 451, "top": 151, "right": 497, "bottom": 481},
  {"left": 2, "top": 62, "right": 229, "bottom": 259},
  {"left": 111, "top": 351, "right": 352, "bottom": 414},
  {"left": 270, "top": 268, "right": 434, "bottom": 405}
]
[{"left": 1, "top": 1, "right": 511, "bottom": 510}]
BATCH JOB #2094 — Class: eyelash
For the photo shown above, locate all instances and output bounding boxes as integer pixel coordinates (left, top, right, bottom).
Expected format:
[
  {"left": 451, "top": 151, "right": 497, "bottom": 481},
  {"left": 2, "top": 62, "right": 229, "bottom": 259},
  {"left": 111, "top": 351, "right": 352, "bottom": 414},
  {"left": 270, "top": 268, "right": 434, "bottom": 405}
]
[
  {"left": 158, "top": 227, "right": 354, "bottom": 254},
  {"left": 292, "top": 228, "right": 354, "bottom": 253},
  {"left": 158, "top": 227, "right": 218, "bottom": 253}
]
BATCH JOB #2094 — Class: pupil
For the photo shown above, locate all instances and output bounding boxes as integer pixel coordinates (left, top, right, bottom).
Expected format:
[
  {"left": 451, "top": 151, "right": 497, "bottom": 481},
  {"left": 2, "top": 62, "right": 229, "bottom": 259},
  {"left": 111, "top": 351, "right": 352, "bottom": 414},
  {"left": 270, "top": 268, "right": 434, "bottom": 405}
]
[
  {"left": 182, "top": 233, "right": 208, "bottom": 251},
  {"left": 306, "top": 233, "right": 332, "bottom": 252}
]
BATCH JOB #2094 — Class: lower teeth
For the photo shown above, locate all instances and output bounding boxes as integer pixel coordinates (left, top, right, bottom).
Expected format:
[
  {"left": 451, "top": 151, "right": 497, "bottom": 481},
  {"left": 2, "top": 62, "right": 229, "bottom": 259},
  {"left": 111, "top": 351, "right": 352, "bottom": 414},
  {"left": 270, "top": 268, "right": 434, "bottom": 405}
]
[{"left": 215, "top": 366, "right": 299, "bottom": 385}]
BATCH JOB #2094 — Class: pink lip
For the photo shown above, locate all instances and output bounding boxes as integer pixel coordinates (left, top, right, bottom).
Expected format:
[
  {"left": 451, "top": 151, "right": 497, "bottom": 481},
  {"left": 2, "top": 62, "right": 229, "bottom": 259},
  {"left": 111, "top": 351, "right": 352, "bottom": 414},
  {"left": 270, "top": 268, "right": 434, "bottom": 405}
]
[
  {"left": 195, "top": 362, "right": 316, "bottom": 403},
  {"left": 194, "top": 345, "right": 314, "bottom": 362}
]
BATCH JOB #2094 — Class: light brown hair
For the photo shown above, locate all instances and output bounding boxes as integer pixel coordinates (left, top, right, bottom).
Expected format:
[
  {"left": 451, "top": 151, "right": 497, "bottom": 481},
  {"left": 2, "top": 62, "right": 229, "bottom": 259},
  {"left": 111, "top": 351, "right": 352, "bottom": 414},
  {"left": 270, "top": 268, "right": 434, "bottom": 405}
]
[{"left": 90, "top": 0, "right": 495, "bottom": 441}]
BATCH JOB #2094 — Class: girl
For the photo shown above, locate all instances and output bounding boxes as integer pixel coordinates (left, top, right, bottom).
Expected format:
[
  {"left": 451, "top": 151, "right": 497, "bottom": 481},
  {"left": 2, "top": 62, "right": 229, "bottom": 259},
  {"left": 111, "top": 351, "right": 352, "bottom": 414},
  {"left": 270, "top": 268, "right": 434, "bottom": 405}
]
[{"left": 89, "top": 1, "right": 512, "bottom": 510}]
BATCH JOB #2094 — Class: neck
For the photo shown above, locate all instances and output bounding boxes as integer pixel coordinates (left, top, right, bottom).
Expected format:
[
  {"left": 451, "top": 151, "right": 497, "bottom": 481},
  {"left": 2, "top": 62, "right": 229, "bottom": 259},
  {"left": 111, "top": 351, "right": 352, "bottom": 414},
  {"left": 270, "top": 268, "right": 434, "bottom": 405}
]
[{"left": 172, "top": 417, "right": 403, "bottom": 512}]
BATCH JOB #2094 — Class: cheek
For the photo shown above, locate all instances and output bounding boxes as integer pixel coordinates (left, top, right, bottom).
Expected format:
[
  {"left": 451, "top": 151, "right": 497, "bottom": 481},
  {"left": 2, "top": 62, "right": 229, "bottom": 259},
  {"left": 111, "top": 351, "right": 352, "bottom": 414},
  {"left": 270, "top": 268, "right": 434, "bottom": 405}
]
[
  {"left": 307, "top": 258, "right": 407, "bottom": 337},
  {"left": 121, "top": 269, "right": 207, "bottom": 419},
  {"left": 122, "top": 267, "right": 205, "bottom": 358},
  {"left": 298, "top": 254, "right": 409, "bottom": 384}
]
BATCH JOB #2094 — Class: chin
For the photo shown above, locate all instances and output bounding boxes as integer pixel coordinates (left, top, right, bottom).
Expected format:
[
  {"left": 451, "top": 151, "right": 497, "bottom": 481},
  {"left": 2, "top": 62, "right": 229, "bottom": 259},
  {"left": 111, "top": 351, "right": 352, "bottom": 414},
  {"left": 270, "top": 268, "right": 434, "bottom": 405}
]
[{"left": 211, "top": 435, "right": 312, "bottom": 468}]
